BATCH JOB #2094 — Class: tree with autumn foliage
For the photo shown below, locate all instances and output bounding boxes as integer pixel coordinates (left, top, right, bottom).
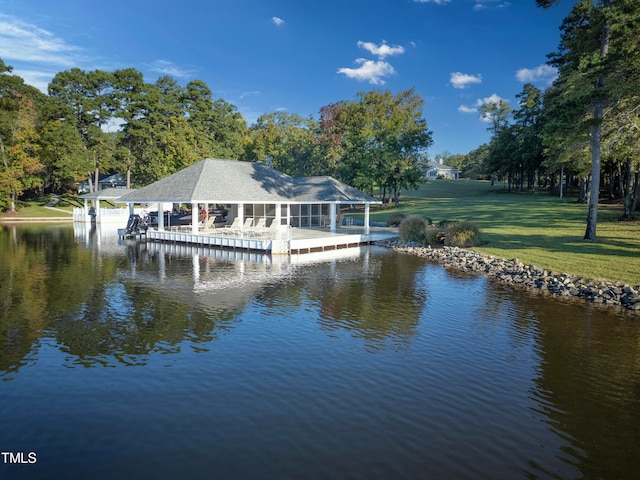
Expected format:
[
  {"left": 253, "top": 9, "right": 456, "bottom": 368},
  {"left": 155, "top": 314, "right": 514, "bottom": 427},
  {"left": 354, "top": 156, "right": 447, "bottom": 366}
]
[
  {"left": 321, "top": 88, "right": 432, "bottom": 203},
  {"left": 0, "top": 60, "right": 45, "bottom": 211}
]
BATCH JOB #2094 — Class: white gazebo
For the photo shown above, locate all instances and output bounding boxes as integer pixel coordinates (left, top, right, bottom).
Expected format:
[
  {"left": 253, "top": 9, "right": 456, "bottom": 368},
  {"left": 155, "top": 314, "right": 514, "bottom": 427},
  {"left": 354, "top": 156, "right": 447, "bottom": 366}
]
[{"left": 117, "top": 158, "right": 381, "bottom": 235}]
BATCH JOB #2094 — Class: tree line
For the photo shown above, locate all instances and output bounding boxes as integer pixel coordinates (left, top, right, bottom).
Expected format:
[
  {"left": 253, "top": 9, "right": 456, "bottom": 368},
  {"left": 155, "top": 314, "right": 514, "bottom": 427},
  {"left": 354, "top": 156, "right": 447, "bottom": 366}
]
[
  {"left": 450, "top": 0, "right": 639, "bottom": 236},
  {"left": 0, "top": 58, "right": 432, "bottom": 212}
]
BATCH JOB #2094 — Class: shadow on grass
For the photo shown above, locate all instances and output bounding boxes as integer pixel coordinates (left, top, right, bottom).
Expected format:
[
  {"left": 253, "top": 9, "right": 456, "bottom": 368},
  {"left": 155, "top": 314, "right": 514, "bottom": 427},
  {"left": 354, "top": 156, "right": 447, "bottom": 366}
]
[{"left": 481, "top": 232, "right": 640, "bottom": 259}]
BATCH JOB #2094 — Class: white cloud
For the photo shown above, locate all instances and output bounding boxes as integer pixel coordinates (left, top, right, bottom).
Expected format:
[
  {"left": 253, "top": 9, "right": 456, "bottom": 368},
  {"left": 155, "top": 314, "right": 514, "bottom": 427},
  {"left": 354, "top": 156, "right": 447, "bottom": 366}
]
[
  {"left": 0, "top": 14, "right": 82, "bottom": 68},
  {"left": 516, "top": 64, "right": 557, "bottom": 84},
  {"left": 413, "top": 0, "right": 451, "bottom": 4},
  {"left": 148, "top": 60, "right": 194, "bottom": 79},
  {"left": 272, "top": 17, "right": 285, "bottom": 27},
  {"left": 476, "top": 93, "right": 507, "bottom": 107},
  {"left": 337, "top": 59, "right": 396, "bottom": 85},
  {"left": 458, "top": 105, "right": 478, "bottom": 114},
  {"left": 458, "top": 93, "right": 508, "bottom": 121},
  {"left": 473, "top": 1, "right": 511, "bottom": 10},
  {"left": 339, "top": 40, "right": 404, "bottom": 84},
  {"left": 476, "top": 94, "right": 509, "bottom": 122},
  {"left": 0, "top": 13, "right": 87, "bottom": 92},
  {"left": 10, "top": 68, "right": 55, "bottom": 93},
  {"left": 239, "top": 90, "right": 261, "bottom": 100},
  {"left": 357, "top": 41, "right": 404, "bottom": 59},
  {"left": 450, "top": 72, "right": 482, "bottom": 89}
]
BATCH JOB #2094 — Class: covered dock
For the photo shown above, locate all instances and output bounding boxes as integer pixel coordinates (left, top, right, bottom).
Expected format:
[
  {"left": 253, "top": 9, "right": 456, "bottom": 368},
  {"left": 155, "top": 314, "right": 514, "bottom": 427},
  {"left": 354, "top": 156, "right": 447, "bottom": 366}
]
[{"left": 115, "top": 158, "right": 395, "bottom": 254}]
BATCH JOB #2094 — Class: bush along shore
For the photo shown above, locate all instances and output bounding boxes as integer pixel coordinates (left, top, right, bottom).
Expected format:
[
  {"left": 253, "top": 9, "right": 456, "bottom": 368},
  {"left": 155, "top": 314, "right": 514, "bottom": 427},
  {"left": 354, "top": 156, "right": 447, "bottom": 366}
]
[{"left": 378, "top": 239, "right": 640, "bottom": 314}]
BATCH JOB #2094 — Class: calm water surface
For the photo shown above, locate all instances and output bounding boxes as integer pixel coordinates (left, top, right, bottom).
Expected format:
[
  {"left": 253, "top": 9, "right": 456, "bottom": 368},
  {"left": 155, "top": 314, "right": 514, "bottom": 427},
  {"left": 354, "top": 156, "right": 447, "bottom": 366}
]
[{"left": 1, "top": 224, "right": 639, "bottom": 479}]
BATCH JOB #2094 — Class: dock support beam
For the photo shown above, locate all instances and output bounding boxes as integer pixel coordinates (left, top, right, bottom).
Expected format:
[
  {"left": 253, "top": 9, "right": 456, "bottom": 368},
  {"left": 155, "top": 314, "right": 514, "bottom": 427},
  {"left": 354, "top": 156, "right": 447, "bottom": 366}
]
[{"left": 364, "top": 203, "right": 370, "bottom": 234}]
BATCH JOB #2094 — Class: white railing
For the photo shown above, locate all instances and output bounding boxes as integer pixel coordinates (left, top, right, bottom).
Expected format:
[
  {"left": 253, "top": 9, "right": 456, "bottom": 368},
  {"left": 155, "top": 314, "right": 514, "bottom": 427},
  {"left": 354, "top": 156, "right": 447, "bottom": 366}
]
[{"left": 73, "top": 207, "right": 130, "bottom": 224}]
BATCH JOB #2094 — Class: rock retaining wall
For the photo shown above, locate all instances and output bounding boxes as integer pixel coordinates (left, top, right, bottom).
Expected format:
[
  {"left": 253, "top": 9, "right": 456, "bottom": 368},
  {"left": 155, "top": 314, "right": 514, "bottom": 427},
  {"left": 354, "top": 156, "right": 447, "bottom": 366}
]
[{"left": 378, "top": 240, "right": 640, "bottom": 314}]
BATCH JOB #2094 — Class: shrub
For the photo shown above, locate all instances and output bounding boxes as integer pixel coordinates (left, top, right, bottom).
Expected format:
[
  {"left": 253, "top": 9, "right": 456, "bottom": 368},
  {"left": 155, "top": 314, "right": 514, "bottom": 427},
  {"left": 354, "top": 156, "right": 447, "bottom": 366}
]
[
  {"left": 398, "top": 215, "right": 428, "bottom": 243},
  {"left": 386, "top": 212, "right": 406, "bottom": 227},
  {"left": 426, "top": 226, "right": 445, "bottom": 246},
  {"left": 444, "top": 221, "right": 482, "bottom": 247}
]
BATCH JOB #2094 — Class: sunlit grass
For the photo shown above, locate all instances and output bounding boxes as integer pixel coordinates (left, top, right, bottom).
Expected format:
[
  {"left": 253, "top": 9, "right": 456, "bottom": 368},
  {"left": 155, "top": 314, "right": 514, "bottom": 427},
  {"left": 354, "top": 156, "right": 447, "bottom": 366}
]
[
  {"left": 5, "top": 204, "right": 73, "bottom": 217},
  {"left": 365, "top": 180, "right": 640, "bottom": 285}
]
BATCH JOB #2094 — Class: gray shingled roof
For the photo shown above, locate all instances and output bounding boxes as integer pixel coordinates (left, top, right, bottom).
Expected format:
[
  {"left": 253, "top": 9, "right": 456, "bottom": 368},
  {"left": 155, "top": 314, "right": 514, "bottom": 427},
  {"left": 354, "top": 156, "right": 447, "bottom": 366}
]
[
  {"left": 118, "top": 158, "right": 379, "bottom": 204},
  {"left": 79, "top": 188, "right": 136, "bottom": 200}
]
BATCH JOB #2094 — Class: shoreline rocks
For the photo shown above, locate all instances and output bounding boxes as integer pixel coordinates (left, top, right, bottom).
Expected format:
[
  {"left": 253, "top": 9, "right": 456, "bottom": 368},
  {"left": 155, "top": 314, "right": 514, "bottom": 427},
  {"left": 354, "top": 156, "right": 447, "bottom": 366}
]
[{"left": 378, "top": 239, "right": 640, "bottom": 315}]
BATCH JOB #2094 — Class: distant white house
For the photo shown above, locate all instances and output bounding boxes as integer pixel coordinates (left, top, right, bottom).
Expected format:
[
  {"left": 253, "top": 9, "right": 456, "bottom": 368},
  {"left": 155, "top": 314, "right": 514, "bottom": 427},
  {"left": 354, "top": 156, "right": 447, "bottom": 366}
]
[{"left": 424, "top": 158, "right": 459, "bottom": 180}]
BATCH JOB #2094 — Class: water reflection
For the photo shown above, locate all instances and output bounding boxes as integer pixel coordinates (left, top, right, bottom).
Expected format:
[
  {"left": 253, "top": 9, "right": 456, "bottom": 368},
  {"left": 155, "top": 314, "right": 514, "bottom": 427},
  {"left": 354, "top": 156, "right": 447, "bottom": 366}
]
[{"left": 1, "top": 224, "right": 427, "bottom": 374}]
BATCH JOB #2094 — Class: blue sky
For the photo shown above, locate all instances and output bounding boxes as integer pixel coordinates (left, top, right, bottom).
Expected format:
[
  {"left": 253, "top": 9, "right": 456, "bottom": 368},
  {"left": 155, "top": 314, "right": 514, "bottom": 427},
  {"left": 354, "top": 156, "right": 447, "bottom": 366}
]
[{"left": 0, "top": 0, "right": 573, "bottom": 155}]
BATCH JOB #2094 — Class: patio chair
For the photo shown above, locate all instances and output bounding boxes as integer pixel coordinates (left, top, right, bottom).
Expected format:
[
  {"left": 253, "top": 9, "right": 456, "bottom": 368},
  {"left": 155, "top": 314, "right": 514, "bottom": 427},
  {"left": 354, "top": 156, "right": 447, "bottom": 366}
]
[
  {"left": 247, "top": 218, "right": 266, "bottom": 237},
  {"left": 240, "top": 217, "right": 254, "bottom": 230},
  {"left": 224, "top": 217, "right": 241, "bottom": 228},
  {"left": 199, "top": 215, "right": 217, "bottom": 231},
  {"left": 221, "top": 217, "right": 241, "bottom": 235}
]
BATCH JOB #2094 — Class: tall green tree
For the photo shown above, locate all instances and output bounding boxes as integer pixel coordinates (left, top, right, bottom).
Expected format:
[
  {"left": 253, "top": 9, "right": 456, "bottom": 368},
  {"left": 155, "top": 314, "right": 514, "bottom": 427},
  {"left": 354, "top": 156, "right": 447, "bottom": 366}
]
[
  {"left": 243, "top": 111, "right": 316, "bottom": 176},
  {"left": 480, "top": 96, "right": 513, "bottom": 184},
  {"left": 334, "top": 88, "right": 432, "bottom": 201},
  {"left": 209, "top": 97, "right": 248, "bottom": 160},
  {"left": 123, "top": 76, "right": 196, "bottom": 184},
  {"left": 539, "top": 0, "right": 616, "bottom": 239},
  {"left": 460, "top": 144, "right": 490, "bottom": 179},
  {"left": 39, "top": 118, "right": 86, "bottom": 193},
  {"left": 316, "top": 102, "right": 347, "bottom": 177},
  {"left": 111, "top": 68, "right": 146, "bottom": 187},
  {"left": 0, "top": 59, "right": 45, "bottom": 210},
  {"left": 602, "top": 94, "right": 640, "bottom": 218},
  {"left": 514, "top": 83, "right": 545, "bottom": 188},
  {"left": 48, "top": 68, "right": 116, "bottom": 192}
]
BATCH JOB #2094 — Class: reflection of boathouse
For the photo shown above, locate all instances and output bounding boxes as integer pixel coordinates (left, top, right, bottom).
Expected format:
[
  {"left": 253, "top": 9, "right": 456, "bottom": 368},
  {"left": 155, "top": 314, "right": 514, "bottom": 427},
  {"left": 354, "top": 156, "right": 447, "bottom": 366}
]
[{"left": 81, "top": 158, "right": 396, "bottom": 254}]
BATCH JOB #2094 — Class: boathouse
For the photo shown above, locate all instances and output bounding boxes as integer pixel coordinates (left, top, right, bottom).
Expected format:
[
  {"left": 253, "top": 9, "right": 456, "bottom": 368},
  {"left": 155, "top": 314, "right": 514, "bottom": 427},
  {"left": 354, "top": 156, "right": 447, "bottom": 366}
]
[{"left": 116, "top": 158, "right": 392, "bottom": 254}]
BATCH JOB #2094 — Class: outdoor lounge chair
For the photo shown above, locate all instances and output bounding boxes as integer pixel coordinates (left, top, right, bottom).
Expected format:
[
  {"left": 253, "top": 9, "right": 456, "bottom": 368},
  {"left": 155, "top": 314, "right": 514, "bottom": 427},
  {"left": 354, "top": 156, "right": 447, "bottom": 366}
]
[
  {"left": 199, "top": 215, "right": 217, "bottom": 231},
  {"left": 247, "top": 218, "right": 266, "bottom": 237},
  {"left": 266, "top": 219, "right": 281, "bottom": 231},
  {"left": 240, "top": 217, "right": 254, "bottom": 230},
  {"left": 223, "top": 217, "right": 253, "bottom": 235},
  {"left": 220, "top": 217, "right": 241, "bottom": 235}
]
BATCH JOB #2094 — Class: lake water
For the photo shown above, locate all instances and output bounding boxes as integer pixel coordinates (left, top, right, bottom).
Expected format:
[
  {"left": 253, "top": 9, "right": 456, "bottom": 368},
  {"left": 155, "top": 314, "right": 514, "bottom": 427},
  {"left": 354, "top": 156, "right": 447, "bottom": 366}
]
[{"left": 1, "top": 224, "right": 639, "bottom": 479}]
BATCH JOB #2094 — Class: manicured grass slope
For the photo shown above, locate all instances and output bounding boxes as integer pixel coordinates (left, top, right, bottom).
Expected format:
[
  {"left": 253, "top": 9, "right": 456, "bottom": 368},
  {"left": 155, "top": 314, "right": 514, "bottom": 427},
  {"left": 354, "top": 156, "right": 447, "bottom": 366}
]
[
  {"left": 367, "top": 180, "right": 640, "bottom": 286},
  {"left": 6, "top": 204, "right": 73, "bottom": 217}
]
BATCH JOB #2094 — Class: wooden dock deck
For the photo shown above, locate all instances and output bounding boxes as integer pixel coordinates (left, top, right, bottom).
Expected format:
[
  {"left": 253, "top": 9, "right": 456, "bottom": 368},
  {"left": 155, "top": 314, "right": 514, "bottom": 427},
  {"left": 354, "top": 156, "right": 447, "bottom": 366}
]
[{"left": 143, "top": 226, "right": 398, "bottom": 255}]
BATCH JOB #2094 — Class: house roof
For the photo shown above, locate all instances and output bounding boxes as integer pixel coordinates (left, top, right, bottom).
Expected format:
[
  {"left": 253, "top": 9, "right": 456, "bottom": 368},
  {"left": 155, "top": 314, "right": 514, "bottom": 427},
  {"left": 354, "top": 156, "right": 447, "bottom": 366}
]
[
  {"left": 118, "top": 158, "right": 379, "bottom": 204},
  {"left": 426, "top": 162, "right": 458, "bottom": 171},
  {"left": 79, "top": 188, "right": 136, "bottom": 201}
]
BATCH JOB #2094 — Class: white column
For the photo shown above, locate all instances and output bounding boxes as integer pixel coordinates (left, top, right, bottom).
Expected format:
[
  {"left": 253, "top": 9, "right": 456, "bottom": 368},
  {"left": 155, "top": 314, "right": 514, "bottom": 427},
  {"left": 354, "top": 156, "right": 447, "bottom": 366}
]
[
  {"left": 191, "top": 202, "right": 198, "bottom": 234},
  {"left": 96, "top": 199, "right": 101, "bottom": 223},
  {"left": 330, "top": 203, "right": 337, "bottom": 232},
  {"left": 238, "top": 202, "right": 244, "bottom": 228},
  {"left": 364, "top": 203, "right": 370, "bottom": 234},
  {"left": 275, "top": 203, "right": 282, "bottom": 228},
  {"left": 158, "top": 202, "right": 164, "bottom": 231}
]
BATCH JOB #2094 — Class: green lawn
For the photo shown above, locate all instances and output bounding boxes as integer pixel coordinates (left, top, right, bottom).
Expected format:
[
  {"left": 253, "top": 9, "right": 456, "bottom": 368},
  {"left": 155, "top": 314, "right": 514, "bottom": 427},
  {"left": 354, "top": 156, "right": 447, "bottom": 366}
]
[
  {"left": 365, "top": 180, "right": 640, "bottom": 286},
  {"left": 6, "top": 204, "right": 74, "bottom": 217},
  {"left": 0, "top": 195, "right": 78, "bottom": 218}
]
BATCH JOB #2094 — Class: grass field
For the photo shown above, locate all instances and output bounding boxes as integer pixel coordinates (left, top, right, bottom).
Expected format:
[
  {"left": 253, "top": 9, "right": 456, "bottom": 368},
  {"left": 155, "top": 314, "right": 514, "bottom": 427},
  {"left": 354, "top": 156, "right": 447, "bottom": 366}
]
[{"left": 365, "top": 180, "right": 640, "bottom": 286}]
